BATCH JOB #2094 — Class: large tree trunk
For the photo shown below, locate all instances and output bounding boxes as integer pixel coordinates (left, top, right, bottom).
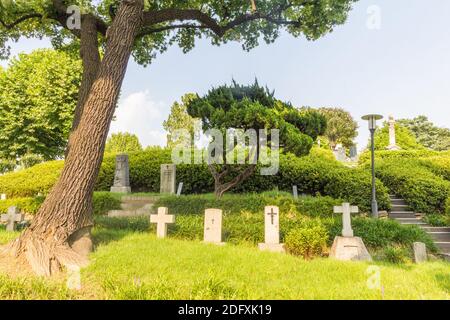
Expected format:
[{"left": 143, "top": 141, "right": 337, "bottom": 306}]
[
  {"left": 210, "top": 164, "right": 257, "bottom": 198},
  {"left": 6, "top": 0, "right": 144, "bottom": 276}
]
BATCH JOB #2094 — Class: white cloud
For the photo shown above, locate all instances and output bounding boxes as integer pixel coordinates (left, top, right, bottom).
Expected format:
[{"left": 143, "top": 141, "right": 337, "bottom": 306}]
[{"left": 108, "top": 90, "right": 168, "bottom": 147}]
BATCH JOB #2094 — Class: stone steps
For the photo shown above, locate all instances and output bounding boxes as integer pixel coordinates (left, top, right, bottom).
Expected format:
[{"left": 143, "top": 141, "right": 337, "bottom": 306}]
[
  {"left": 107, "top": 196, "right": 159, "bottom": 218},
  {"left": 389, "top": 195, "right": 450, "bottom": 258}
]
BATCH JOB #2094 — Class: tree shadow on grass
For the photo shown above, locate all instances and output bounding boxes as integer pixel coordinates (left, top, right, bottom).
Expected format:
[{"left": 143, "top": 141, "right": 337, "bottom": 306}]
[{"left": 92, "top": 216, "right": 151, "bottom": 247}]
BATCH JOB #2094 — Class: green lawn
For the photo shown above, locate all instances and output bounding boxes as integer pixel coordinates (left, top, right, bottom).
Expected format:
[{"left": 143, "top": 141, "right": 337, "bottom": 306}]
[{"left": 1, "top": 228, "right": 449, "bottom": 300}]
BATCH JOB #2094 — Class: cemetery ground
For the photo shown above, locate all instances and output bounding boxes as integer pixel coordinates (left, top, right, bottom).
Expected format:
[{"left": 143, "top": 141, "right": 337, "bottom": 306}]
[{"left": 0, "top": 193, "right": 450, "bottom": 300}]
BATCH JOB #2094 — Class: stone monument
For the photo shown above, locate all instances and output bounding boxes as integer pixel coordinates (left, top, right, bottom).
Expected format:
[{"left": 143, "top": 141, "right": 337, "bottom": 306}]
[
  {"left": 386, "top": 115, "right": 401, "bottom": 151},
  {"left": 258, "top": 206, "right": 285, "bottom": 252},
  {"left": 0, "top": 194, "right": 6, "bottom": 201},
  {"left": 1, "top": 206, "right": 23, "bottom": 232},
  {"left": 203, "top": 209, "right": 224, "bottom": 245},
  {"left": 110, "top": 154, "right": 131, "bottom": 193},
  {"left": 292, "top": 185, "right": 298, "bottom": 199},
  {"left": 330, "top": 203, "right": 372, "bottom": 261},
  {"left": 160, "top": 164, "right": 176, "bottom": 194},
  {"left": 413, "top": 242, "right": 427, "bottom": 263},
  {"left": 150, "top": 207, "right": 175, "bottom": 238}
]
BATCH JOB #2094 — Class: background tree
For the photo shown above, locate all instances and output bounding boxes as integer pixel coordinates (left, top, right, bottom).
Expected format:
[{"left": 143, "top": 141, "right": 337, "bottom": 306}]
[
  {"left": 318, "top": 107, "right": 358, "bottom": 149},
  {"left": 0, "top": 49, "right": 82, "bottom": 161},
  {"left": 373, "top": 122, "right": 423, "bottom": 150},
  {"left": 105, "top": 132, "right": 143, "bottom": 154},
  {"left": 187, "top": 82, "right": 326, "bottom": 197},
  {"left": 0, "top": 0, "right": 357, "bottom": 275},
  {"left": 398, "top": 115, "right": 450, "bottom": 151},
  {"left": 163, "top": 93, "right": 197, "bottom": 149}
]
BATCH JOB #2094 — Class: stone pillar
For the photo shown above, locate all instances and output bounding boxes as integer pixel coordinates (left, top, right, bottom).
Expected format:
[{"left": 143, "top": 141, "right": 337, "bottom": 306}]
[
  {"left": 387, "top": 115, "right": 401, "bottom": 151},
  {"left": 110, "top": 154, "right": 131, "bottom": 193}
]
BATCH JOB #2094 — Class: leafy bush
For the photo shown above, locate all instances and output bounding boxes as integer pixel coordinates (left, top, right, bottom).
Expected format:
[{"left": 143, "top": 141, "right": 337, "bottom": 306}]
[
  {"left": 419, "top": 156, "right": 450, "bottom": 181},
  {"left": 376, "top": 159, "right": 450, "bottom": 214},
  {"left": 423, "top": 214, "right": 450, "bottom": 227},
  {"left": 0, "top": 147, "right": 391, "bottom": 212},
  {"left": 285, "top": 223, "right": 329, "bottom": 259},
  {"left": 154, "top": 193, "right": 341, "bottom": 218},
  {"left": 447, "top": 197, "right": 450, "bottom": 215},
  {"left": 0, "top": 192, "right": 120, "bottom": 216},
  {"left": 0, "top": 159, "right": 15, "bottom": 174},
  {"left": 0, "top": 160, "right": 63, "bottom": 197},
  {"left": 359, "top": 149, "right": 438, "bottom": 165},
  {"left": 381, "top": 246, "right": 410, "bottom": 264},
  {"left": 93, "top": 192, "right": 121, "bottom": 215},
  {"left": 0, "top": 196, "right": 44, "bottom": 215}
]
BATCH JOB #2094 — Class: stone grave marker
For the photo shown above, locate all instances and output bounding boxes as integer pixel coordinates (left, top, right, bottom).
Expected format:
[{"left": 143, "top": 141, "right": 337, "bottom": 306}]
[
  {"left": 150, "top": 207, "right": 175, "bottom": 238},
  {"left": 330, "top": 203, "right": 372, "bottom": 261},
  {"left": 258, "top": 206, "right": 285, "bottom": 252},
  {"left": 110, "top": 154, "right": 131, "bottom": 193},
  {"left": 413, "top": 242, "right": 427, "bottom": 263},
  {"left": 0, "top": 194, "right": 6, "bottom": 201},
  {"left": 160, "top": 164, "right": 176, "bottom": 194},
  {"left": 204, "top": 209, "right": 224, "bottom": 245},
  {"left": 292, "top": 186, "right": 298, "bottom": 199},
  {"left": 176, "top": 182, "right": 183, "bottom": 197},
  {"left": 1, "top": 206, "right": 23, "bottom": 232}
]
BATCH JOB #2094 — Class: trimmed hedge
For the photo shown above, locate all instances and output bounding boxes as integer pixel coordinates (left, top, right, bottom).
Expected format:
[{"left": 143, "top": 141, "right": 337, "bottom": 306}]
[
  {"left": 0, "top": 192, "right": 120, "bottom": 216},
  {"left": 154, "top": 192, "right": 342, "bottom": 218},
  {"left": 376, "top": 159, "right": 450, "bottom": 214},
  {"left": 0, "top": 196, "right": 44, "bottom": 215},
  {"left": 0, "top": 161, "right": 63, "bottom": 198},
  {"left": 446, "top": 197, "right": 450, "bottom": 216},
  {"left": 0, "top": 147, "right": 390, "bottom": 212},
  {"left": 359, "top": 150, "right": 438, "bottom": 165}
]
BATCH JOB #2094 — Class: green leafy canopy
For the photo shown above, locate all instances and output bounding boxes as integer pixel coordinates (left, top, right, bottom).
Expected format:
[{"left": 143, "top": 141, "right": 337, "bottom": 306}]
[{"left": 1, "top": 0, "right": 358, "bottom": 64}]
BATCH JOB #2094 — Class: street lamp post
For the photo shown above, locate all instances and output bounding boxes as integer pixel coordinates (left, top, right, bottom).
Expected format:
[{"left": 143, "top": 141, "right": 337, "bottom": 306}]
[{"left": 362, "top": 114, "right": 383, "bottom": 218}]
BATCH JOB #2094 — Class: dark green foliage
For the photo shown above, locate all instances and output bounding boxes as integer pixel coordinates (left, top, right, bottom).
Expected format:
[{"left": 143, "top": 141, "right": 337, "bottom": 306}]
[
  {"left": 154, "top": 193, "right": 342, "bottom": 218},
  {"left": 1, "top": 147, "right": 390, "bottom": 212},
  {"left": 93, "top": 192, "right": 121, "bottom": 215},
  {"left": 376, "top": 159, "right": 450, "bottom": 214},
  {"left": 187, "top": 82, "right": 327, "bottom": 158},
  {"left": 0, "top": 159, "right": 15, "bottom": 174}
]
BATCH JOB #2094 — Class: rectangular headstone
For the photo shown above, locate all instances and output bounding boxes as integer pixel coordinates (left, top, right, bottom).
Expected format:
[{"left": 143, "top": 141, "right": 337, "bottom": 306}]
[
  {"left": 176, "top": 182, "right": 183, "bottom": 197},
  {"left": 413, "top": 242, "right": 427, "bottom": 263},
  {"left": 258, "top": 206, "right": 284, "bottom": 252},
  {"left": 204, "top": 209, "right": 223, "bottom": 244},
  {"left": 0, "top": 194, "right": 6, "bottom": 201},
  {"left": 110, "top": 154, "right": 131, "bottom": 193},
  {"left": 292, "top": 186, "right": 298, "bottom": 199},
  {"left": 160, "top": 164, "right": 176, "bottom": 194}
]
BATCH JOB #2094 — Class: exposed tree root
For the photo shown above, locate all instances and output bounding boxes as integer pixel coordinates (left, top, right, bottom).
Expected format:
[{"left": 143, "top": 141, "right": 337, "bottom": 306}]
[{"left": 5, "top": 232, "right": 89, "bottom": 277}]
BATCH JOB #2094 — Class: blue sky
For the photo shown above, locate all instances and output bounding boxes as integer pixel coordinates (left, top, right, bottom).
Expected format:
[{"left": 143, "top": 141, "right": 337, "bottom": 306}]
[{"left": 2, "top": 0, "right": 450, "bottom": 150}]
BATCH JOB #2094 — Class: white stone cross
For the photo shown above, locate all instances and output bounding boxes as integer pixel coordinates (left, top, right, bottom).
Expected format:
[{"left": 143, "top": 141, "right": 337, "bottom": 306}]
[
  {"left": 334, "top": 203, "right": 359, "bottom": 237},
  {"left": 1, "top": 206, "right": 23, "bottom": 232},
  {"left": 204, "top": 209, "right": 223, "bottom": 244},
  {"left": 150, "top": 207, "right": 175, "bottom": 238}
]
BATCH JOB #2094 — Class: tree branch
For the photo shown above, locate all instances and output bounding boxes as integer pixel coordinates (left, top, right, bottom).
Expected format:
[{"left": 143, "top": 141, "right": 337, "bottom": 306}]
[
  {"left": 0, "top": 13, "right": 42, "bottom": 30},
  {"left": 141, "top": 5, "right": 302, "bottom": 38}
]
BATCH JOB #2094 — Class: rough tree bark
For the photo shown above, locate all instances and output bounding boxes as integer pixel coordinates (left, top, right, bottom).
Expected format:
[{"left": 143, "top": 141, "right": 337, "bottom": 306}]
[{"left": 6, "top": 0, "right": 144, "bottom": 276}]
